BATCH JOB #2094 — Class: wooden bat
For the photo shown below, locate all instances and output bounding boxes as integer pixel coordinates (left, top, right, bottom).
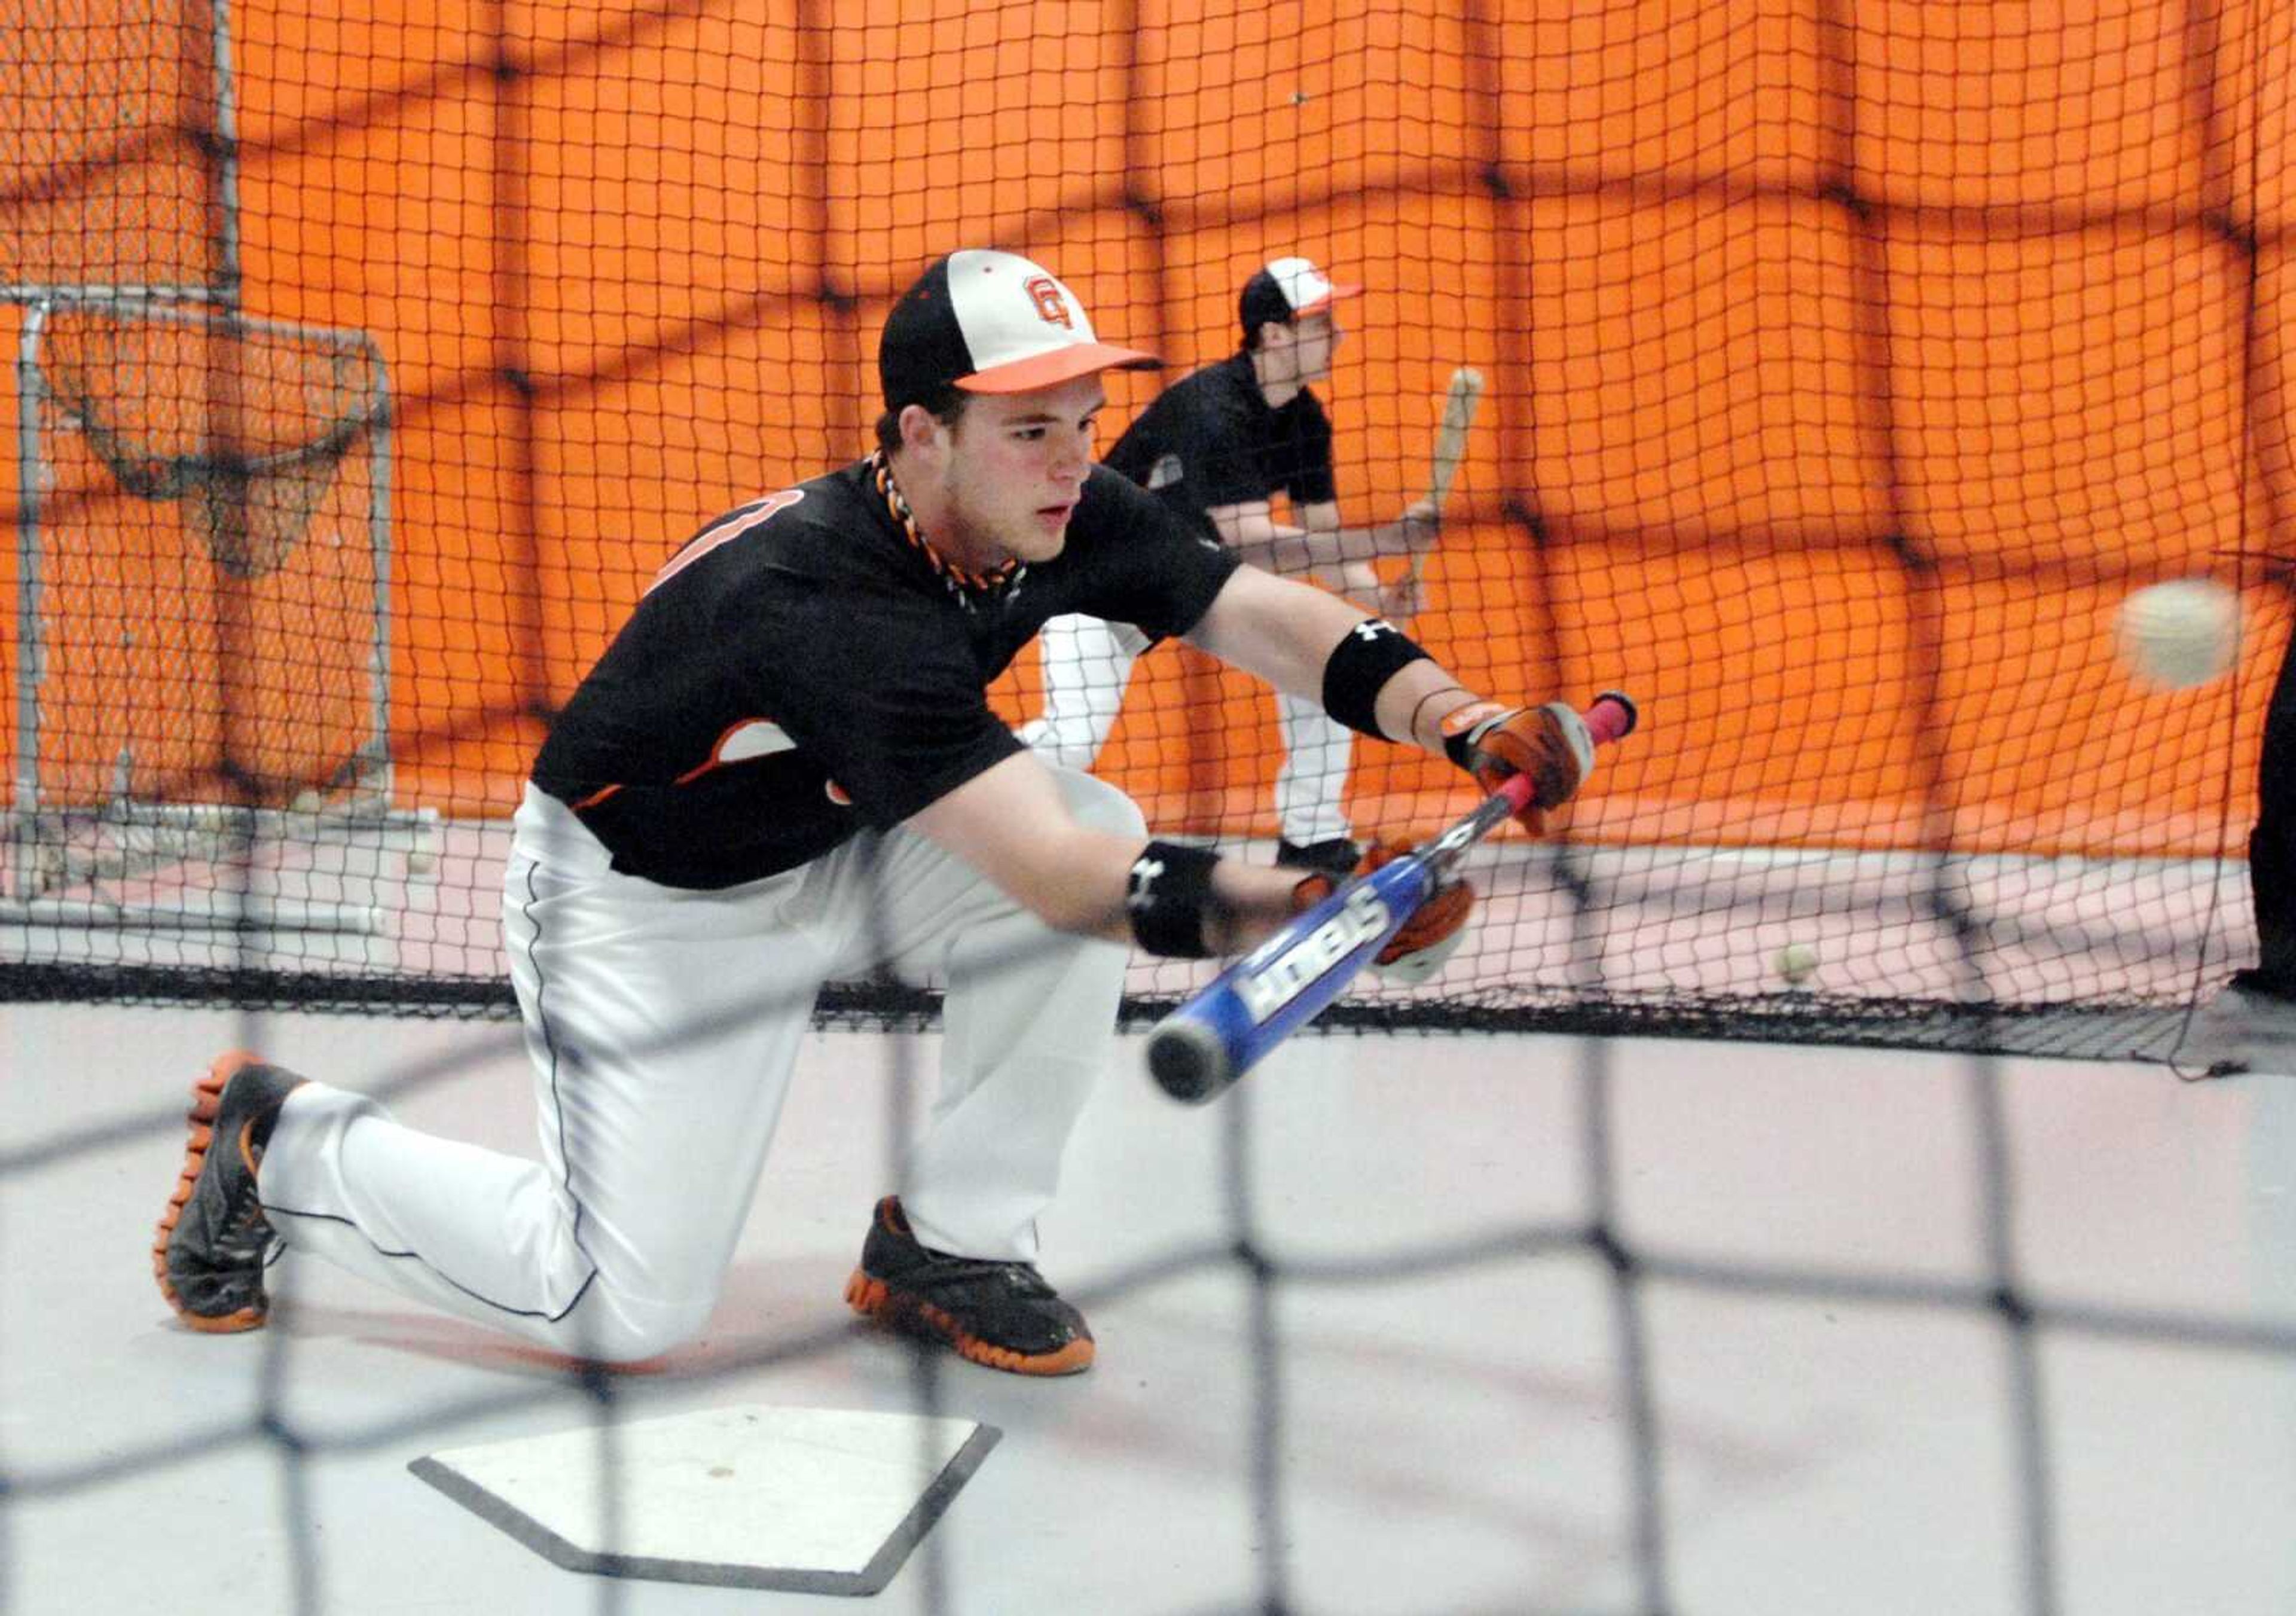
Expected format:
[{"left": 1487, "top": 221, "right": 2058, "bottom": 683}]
[
  {"left": 1397, "top": 366, "right": 1483, "bottom": 615},
  {"left": 1424, "top": 365, "right": 1484, "bottom": 511}
]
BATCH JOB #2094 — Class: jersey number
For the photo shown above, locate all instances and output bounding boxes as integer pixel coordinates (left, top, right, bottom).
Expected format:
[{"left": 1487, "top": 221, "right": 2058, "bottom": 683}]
[{"left": 649, "top": 489, "right": 805, "bottom": 593}]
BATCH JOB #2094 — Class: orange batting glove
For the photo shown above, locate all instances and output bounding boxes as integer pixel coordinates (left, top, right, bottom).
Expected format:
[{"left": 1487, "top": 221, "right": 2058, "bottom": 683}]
[
  {"left": 1290, "top": 840, "right": 1474, "bottom": 986},
  {"left": 1438, "top": 700, "right": 1596, "bottom": 834}
]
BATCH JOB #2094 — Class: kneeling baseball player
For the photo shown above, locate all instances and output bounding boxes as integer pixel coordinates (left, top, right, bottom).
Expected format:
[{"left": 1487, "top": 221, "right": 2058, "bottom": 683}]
[{"left": 154, "top": 248, "right": 1597, "bottom": 1376}]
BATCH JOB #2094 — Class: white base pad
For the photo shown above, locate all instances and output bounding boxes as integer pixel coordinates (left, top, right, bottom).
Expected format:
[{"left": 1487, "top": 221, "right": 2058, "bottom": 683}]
[{"left": 409, "top": 1403, "right": 1000, "bottom": 1595}]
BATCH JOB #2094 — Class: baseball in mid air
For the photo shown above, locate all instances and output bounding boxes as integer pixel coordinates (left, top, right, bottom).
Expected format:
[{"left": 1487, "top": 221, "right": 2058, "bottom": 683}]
[{"left": 2116, "top": 579, "right": 2240, "bottom": 691}]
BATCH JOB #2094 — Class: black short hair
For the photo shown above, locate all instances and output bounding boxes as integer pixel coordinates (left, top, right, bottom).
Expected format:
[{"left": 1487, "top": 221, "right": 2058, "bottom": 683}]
[
  {"left": 874, "top": 385, "right": 971, "bottom": 457},
  {"left": 1240, "top": 317, "right": 1287, "bottom": 355},
  {"left": 1238, "top": 266, "right": 1300, "bottom": 349}
]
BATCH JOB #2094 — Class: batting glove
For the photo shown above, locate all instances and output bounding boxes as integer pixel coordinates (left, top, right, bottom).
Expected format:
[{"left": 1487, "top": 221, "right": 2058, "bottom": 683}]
[
  {"left": 1290, "top": 840, "right": 1474, "bottom": 986},
  {"left": 1438, "top": 700, "right": 1595, "bottom": 834}
]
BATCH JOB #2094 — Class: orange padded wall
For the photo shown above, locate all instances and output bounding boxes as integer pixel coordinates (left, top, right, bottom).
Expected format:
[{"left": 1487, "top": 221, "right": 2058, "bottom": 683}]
[{"left": 31, "top": 0, "right": 2288, "bottom": 857}]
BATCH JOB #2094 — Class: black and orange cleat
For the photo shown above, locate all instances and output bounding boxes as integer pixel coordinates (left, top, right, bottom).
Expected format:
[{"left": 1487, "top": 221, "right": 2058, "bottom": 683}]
[
  {"left": 843, "top": 1196, "right": 1094, "bottom": 1376},
  {"left": 153, "top": 1051, "right": 307, "bottom": 1333}
]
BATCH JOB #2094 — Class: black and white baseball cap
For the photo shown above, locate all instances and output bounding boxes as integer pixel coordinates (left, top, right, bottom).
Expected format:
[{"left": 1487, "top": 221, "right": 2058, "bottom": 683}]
[
  {"left": 1238, "top": 255, "right": 1363, "bottom": 337},
  {"left": 879, "top": 249, "right": 1159, "bottom": 410}
]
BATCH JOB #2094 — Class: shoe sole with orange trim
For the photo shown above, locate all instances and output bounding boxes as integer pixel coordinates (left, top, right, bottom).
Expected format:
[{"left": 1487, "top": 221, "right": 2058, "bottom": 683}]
[
  {"left": 842, "top": 1195, "right": 1094, "bottom": 1376},
  {"left": 152, "top": 1051, "right": 306, "bottom": 1334},
  {"left": 843, "top": 1269, "right": 1096, "bottom": 1376}
]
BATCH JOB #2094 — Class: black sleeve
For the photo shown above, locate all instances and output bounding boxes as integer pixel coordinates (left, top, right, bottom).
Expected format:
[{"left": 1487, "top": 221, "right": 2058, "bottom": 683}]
[
  {"left": 1284, "top": 395, "right": 1339, "bottom": 507},
  {"left": 1180, "top": 392, "right": 1281, "bottom": 511},
  {"left": 741, "top": 568, "right": 1021, "bottom": 828},
  {"left": 1067, "top": 468, "right": 1242, "bottom": 644}
]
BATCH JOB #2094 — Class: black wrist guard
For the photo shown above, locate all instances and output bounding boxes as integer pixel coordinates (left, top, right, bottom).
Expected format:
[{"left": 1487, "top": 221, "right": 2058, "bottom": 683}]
[
  {"left": 1126, "top": 840, "right": 1226, "bottom": 959},
  {"left": 1321, "top": 618, "right": 1434, "bottom": 739}
]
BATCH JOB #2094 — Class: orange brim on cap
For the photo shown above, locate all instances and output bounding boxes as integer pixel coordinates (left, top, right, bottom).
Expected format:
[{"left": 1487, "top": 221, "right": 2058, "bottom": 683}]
[
  {"left": 1289, "top": 281, "right": 1363, "bottom": 318},
  {"left": 957, "top": 342, "right": 1162, "bottom": 394}
]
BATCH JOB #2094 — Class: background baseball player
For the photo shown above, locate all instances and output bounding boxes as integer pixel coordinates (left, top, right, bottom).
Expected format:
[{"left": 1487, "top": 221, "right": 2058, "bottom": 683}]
[
  {"left": 1021, "top": 256, "right": 1442, "bottom": 878},
  {"left": 154, "top": 248, "right": 1596, "bottom": 1377}
]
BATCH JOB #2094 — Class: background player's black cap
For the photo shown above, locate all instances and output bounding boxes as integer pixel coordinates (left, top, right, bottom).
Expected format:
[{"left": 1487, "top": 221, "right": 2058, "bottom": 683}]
[
  {"left": 1239, "top": 255, "right": 1364, "bottom": 338},
  {"left": 880, "top": 249, "right": 1159, "bottom": 410}
]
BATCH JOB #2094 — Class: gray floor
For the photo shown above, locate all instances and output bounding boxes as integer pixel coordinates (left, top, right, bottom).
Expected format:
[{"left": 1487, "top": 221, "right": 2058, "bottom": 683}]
[{"left": 6, "top": 1001, "right": 2295, "bottom": 1615}]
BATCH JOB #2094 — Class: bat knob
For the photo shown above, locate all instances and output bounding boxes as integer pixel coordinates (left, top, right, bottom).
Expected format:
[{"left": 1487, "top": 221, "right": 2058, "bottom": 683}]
[
  {"left": 1588, "top": 690, "right": 1639, "bottom": 742},
  {"left": 1146, "top": 1019, "right": 1234, "bottom": 1104}
]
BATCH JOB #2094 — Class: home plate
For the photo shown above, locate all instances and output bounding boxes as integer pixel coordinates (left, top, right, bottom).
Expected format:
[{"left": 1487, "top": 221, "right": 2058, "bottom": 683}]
[{"left": 409, "top": 1404, "right": 1001, "bottom": 1595}]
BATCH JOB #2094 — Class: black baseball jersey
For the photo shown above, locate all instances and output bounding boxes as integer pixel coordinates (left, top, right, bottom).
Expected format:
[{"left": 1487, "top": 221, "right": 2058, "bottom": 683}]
[
  {"left": 532, "top": 461, "right": 1240, "bottom": 889},
  {"left": 1102, "top": 352, "right": 1338, "bottom": 533}
]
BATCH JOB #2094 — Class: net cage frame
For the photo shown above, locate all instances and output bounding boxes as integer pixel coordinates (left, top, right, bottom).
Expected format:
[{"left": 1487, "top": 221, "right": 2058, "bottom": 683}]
[
  {"left": 0, "top": 0, "right": 244, "bottom": 312},
  {"left": 3, "top": 292, "right": 436, "bottom": 936}
]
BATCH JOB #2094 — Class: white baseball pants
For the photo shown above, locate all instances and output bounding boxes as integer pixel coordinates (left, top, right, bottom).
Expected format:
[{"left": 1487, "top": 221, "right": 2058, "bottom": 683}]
[
  {"left": 1024, "top": 611, "right": 1354, "bottom": 845},
  {"left": 1019, "top": 612, "right": 1152, "bottom": 771},
  {"left": 257, "top": 772, "right": 1140, "bottom": 1363}
]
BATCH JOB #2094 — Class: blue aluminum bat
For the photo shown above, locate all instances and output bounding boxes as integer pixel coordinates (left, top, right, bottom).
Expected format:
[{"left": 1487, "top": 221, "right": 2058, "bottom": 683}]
[{"left": 1146, "top": 691, "right": 1638, "bottom": 1105}]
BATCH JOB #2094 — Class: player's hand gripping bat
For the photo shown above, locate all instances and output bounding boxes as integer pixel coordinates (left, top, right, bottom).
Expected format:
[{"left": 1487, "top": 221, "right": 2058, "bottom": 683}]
[{"left": 1145, "top": 691, "right": 1638, "bottom": 1105}]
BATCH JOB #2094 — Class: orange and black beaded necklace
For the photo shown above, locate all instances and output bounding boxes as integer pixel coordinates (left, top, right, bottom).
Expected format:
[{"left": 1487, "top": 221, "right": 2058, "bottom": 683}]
[{"left": 868, "top": 449, "right": 1021, "bottom": 599}]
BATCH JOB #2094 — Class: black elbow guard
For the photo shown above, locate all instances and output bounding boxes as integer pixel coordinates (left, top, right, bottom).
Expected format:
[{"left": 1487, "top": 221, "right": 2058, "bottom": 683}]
[{"left": 1321, "top": 618, "right": 1435, "bottom": 739}]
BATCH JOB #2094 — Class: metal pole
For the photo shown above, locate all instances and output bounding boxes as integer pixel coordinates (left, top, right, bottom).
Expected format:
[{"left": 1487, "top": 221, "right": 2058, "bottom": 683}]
[
  {"left": 12, "top": 302, "right": 53, "bottom": 898},
  {"left": 365, "top": 340, "right": 396, "bottom": 799},
  {"left": 209, "top": 0, "right": 243, "bottom": 310}
]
